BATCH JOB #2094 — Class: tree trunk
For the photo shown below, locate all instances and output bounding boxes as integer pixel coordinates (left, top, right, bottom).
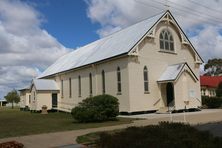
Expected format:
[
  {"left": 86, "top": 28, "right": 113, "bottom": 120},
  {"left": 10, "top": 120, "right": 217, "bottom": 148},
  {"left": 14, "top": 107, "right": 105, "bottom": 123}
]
[{"left": 12, "top": 101, "right": 14, "bottom": 109}]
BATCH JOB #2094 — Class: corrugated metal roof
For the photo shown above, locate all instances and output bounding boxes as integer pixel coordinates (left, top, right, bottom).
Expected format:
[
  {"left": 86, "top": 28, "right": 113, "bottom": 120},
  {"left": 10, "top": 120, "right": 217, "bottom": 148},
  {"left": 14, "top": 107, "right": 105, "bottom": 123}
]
[
  {"left": 32, "top": 79, "right": 59, "bottom": 91},
  {"left": 200, "top": 76, "right": 222, "bottom": 88},
  {"left": 158, "top": 63, "right": 185, "bottom": 82},
  {"left": 38, "top": 12, "right": 165, "bottom": 78},
  {"left": 18, "top": 86, "right": 30, "bottom": 91}
]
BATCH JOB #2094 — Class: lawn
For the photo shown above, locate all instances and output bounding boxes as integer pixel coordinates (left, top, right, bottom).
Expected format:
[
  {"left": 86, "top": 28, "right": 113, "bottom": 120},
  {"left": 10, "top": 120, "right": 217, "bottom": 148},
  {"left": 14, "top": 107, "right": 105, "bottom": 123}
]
[{"left": 0, "top": 107, "right": 133, "bottom": 139}]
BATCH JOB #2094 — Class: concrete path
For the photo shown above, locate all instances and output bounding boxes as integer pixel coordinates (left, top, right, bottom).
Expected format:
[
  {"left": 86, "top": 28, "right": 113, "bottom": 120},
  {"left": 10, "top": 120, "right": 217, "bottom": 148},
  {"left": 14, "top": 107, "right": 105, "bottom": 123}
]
[{"left": 1, "top": 109, "right": 222, "bottom": 148}]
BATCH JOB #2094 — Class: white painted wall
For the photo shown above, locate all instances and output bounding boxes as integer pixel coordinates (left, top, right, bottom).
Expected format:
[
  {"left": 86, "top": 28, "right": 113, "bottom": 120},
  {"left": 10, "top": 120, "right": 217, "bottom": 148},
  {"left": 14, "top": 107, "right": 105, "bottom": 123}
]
[
  {"left": 127, "top": 21, "right": 201, "bottom": 112},
  {"left": 54, "top": 57, "right": 130, "bottom": 112},
  {"left": 40, "top": 18, "right": 202, "bottom": 113},
  {"left": 19, "top": 90, "right": 31, "bottom": 108}
]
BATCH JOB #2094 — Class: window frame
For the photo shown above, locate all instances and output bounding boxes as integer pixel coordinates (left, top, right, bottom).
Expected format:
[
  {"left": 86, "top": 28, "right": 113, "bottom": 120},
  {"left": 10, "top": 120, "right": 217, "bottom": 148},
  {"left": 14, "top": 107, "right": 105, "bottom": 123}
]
[
  {"left": 89, "top": 73, "right": 93, "bottom": 96},
  {"left": 143, "top": 66, "right": 149, "bottom": 93},
  {"left": 61, "top": 80, "right": 64, "bottom": 98},
  {"left": 159, "top": 29, "right": 174, "bottom": 53},
  {"left": 78, "top": 75, "right": 81, "bottom": 97},
  {"left": 102, "top": 70, "right": 106, "bottom": 94},
  {"left": 69, "top": 78, "right": 72, "bottom": 98},
  {"left": 117, "top": 67, "right": 122, "bottom": 95}
]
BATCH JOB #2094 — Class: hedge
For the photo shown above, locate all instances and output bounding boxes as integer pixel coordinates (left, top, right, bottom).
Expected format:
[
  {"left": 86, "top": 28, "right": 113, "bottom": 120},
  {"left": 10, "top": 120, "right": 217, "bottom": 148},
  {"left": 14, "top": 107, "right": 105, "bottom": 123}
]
[
  {"left": 71, "top": 94, "right": 119, "bottom": 122},
  {"left": 98, "top": 122, "right": 222, "bottom": 148},
  {"left": 202, "top": 96, "right": 222, "bottom": 108}
]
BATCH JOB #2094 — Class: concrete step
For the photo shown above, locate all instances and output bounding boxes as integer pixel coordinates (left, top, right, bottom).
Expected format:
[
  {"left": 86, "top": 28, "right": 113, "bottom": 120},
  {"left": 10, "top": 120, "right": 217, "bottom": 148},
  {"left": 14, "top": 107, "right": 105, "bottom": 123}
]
[{"left": 156, "top": 107, "right": 169, "bottom": 114}]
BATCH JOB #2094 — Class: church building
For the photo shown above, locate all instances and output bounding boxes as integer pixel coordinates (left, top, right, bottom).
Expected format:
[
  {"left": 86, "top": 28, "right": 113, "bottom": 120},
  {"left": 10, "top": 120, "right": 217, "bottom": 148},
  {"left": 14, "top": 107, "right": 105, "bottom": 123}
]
[{"left": 25, "top": 10, "right": 203, "bottom": 113}]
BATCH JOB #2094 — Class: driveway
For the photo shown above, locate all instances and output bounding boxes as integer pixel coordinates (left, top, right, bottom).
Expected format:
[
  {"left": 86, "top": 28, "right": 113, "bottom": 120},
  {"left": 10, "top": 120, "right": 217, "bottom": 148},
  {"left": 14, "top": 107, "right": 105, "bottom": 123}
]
[{"left": 1, "top": 109, "right": 222, "bottom": 148}]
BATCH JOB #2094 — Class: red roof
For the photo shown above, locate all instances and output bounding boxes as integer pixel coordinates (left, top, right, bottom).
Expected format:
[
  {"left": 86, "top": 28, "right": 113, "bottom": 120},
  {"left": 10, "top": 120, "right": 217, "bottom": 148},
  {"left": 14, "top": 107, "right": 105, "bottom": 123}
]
[{"left": 200, "top": 76, "right": 222, "bottom": 88}]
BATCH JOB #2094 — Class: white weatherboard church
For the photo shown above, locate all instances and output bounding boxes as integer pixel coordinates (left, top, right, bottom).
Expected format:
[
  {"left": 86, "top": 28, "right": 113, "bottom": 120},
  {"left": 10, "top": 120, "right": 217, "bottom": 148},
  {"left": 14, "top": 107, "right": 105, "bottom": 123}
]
[{"left": 20, "top": 11, "right": 203, "bottom": 113}]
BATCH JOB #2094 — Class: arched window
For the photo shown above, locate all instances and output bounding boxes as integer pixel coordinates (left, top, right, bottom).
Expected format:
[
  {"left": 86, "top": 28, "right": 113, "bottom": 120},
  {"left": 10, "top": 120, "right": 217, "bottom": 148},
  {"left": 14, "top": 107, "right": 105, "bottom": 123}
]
[
  {"left": 89, "top": 73, "right": 92, "bottom": 96},
  {"left": 117, "top": 67, "right": 121, "bottom": 94},
  {"left": 102, "top": 70, "right": 105, "bottom": 94},
  {"left": 61, "top": 80, "right": 64, "bottom": 98},
  {"left": 143, "top": 66, "right": 149, "bottom": 93},
  {"left": 159, "top": 30, "right": 174, "bottom": 51},
  {"left": 78, "top": 75, "right": 81, "bottom": 97},
  {"left": 69, "top": 78, "right": 72, "bottom": 98}
]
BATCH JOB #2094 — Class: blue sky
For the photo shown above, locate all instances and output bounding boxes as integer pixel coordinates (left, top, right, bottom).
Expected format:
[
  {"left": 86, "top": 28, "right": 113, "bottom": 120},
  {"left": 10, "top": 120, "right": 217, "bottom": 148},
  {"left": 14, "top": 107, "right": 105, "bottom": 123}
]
[
  {"left": 29, "top": 0, "right": 100, "bottom": 48},
  {"left": 0, "top": 0, "right": 222, "bottom": 99}
]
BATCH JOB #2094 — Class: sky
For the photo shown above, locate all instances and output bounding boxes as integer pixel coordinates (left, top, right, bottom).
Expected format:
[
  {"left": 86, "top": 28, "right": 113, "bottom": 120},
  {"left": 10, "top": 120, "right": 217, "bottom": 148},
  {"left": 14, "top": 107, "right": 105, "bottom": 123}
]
[{"left": 0, "top": 0, "right": 222, "bottom": 99}]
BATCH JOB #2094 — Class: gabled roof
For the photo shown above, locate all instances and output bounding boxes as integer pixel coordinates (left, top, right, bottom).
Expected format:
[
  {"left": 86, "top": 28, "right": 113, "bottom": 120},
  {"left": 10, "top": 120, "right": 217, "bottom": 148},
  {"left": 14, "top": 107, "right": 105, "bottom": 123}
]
[
  {"left": 200, "top": 76, "right": 222, "bottom": 88},
  {"left": 31, "top": 79, "right": 59, "bottom": 91},
  {"left": 158, "top": 63, "right": 198, "bottom": 83},
  {"left": 18, "top": 86, "right": 30, "bottom": 91},
  {"left": 38, "top": 10, "right": 202, "bottom": 78},
  {"left": 38, "top": 11, "right": 165, "bottom": 78}
]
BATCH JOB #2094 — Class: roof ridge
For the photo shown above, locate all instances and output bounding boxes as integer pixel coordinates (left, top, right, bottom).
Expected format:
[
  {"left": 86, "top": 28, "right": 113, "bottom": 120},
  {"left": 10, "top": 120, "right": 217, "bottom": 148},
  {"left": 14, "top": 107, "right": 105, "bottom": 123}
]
[
  {"left": 39, "top": 10, "right": 167, "bottom": 78},
  {"left": 72, "top": 10, "right": 166, "bottom": 52}
]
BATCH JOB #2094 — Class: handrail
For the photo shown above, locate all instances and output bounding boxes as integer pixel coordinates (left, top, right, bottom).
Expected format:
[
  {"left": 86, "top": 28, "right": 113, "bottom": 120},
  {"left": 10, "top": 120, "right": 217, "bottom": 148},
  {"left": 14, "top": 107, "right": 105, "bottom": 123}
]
[
  {"left": 195, "top": 98, "right": 201, "bottom": 103},
  {"left": 153, "top": 99, "right": 161, "bottom": 106}
]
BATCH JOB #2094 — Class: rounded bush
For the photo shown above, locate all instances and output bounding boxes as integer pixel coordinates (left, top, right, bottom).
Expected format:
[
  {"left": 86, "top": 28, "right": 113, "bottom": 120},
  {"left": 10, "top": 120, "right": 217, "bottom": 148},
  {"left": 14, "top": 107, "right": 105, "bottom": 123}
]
[{"left": 71, "top": 94, "right": 119, "bottom": 122}]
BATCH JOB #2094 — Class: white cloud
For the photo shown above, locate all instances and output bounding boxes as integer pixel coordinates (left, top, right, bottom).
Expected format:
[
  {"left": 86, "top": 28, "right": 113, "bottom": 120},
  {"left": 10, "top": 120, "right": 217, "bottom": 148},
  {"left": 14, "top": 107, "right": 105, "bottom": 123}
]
[
  {"left": 0, "top": 0, "right": 70, "bottom": 99},
  {"left": 86, "top": 0, "right": 222, "bottom": 63}
]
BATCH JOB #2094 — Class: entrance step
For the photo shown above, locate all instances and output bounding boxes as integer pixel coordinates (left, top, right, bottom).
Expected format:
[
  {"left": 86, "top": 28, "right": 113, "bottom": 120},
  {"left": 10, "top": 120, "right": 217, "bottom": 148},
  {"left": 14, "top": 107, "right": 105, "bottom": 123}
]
[{"left": 156, "top": 107, "right": 169, "bottom": 114}]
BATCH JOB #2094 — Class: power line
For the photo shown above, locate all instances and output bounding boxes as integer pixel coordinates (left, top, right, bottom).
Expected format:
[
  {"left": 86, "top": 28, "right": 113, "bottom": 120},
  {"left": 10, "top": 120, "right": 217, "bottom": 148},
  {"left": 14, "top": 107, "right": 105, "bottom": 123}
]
[
  {"left": 187, "top": 0, "right": 222, "bottom": 14},
  {"left": 134, "top": 0, "right": 222, "bottom": 27},
  {"left": 134, "top": 0, "right": 163, "bottom": 11},
  {"left": 151, "top": 0, "right": 222, "bottom": 24},
  {"left": 167, "top": 0, "right": 222, "bottom": 22}
]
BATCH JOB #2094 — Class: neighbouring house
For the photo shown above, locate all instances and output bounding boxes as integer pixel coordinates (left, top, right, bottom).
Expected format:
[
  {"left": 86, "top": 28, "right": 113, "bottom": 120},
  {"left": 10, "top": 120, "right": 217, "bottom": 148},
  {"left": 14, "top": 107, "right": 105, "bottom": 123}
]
[
  {"left": 200, "top": 76, "right": 222, "bottom": 97},
  {"left": 27, "top": 10, "right": 202, "bottom": 113},
  {"left": 29, "top": 79, "right": 60, "bottom": 111},
  {"left": 18, "top": 87, "right": 31, "bottom": 110},
  {"left": 0, "top": 99, "right": 7, "bottom": 107}
]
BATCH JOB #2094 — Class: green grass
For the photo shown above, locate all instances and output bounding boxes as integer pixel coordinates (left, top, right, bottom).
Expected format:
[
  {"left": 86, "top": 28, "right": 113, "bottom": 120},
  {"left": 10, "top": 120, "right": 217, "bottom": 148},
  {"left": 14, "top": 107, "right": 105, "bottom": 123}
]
[{"left": 0, "top": 107, "right": 133, "bottom": 139}]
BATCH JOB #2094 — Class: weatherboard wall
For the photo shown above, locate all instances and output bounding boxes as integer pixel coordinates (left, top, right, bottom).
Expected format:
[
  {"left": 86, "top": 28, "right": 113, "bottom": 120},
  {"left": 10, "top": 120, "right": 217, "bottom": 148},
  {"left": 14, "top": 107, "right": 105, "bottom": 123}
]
[
  {"left": 53, "top": 57, "right": 130, "bottom": 112},
  {"left": 19, "top": 90, "right": 30, "bottom": 108},
  {"left": 127, "top": 20, "right": 201, "bottom": 112}
]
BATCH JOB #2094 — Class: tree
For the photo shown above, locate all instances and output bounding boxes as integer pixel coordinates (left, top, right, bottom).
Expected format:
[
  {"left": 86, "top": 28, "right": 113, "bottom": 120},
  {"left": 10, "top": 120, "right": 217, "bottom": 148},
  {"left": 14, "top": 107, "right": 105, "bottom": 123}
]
[
  {"left": 204, "top": 58, "right": 222, "bottom": 76},
  {"left": 216, "top": 82, "right": 222, "bottom": 97},
  {"left": 4, "top": 90, "right": 20, "bottom": 109}
]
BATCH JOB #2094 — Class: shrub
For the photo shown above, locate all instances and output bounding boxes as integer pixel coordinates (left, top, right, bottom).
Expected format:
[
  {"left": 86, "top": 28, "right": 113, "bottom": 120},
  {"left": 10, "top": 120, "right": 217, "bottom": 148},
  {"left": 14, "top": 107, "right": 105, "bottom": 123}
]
[
  {"left": 216, "top": 82, "right": 222, "bottom": 97},
  {"left": 71, "top": 94, "right": 119, "bottom": 122},
  {"left": 202, "top": 96, "right": 222, "bottom": 108},
  {"left": 98, "top": 122, "right": 222, "bottom": 148}
]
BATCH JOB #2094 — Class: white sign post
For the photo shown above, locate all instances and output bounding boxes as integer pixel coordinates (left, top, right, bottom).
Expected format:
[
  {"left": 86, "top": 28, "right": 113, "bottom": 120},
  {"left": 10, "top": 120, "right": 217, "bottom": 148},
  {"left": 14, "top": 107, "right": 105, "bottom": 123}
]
[
  {"left": 183, "top": 101, "right": 189, "bottom": 123},
  {"left": 169, "top": 106, "right": 174, "bottom": 122}
]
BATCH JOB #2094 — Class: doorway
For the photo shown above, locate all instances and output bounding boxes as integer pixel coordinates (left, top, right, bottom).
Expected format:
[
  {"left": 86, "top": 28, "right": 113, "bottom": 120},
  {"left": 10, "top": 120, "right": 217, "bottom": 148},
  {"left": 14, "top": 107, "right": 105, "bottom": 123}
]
[
  {"left": 166, "top": 83, "right": 174, "bottom": 106},
  {"left": 52, "top": 93, "right": 58, "bottom": 108}
]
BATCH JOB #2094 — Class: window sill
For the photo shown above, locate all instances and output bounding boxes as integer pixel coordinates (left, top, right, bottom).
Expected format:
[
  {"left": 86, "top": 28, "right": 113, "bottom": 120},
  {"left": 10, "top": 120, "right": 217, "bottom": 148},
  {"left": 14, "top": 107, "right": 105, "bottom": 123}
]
[
  {"left": 117, "top": 92, "right": 122, "bottom": 95},
  {"left": 144, "top": 91, "right": 150, "bottom": 94},
  {"left": 158, "top": 50, "right": 177, "bottom": 55}
]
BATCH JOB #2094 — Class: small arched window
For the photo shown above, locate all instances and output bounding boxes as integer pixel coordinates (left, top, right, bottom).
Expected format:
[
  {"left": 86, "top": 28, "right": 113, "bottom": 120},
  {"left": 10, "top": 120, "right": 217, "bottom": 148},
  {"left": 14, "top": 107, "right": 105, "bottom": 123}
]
[
  {"left": 143, "top": 66, "right": 149, "bottom": 93},
  {"left": 61, "top": 80, "right": 64, "bottom": 98},
  {"left": 160, "top": 30, "right": 174, "bottom": 52},
  {"left": 78, "top": 75, "right": 81, "bottom": 97},
  {"left": 102, "top": 70, "right": 105, "bottom": 94},
  {"left": 89, "top": 73, "right": 92, "bottom": 96},
  {"left": 117, "top": 67, "right": 121, "bottom": 94},
  {"left": 69, "top": 78, "right": 72, "bottom": 98}
]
